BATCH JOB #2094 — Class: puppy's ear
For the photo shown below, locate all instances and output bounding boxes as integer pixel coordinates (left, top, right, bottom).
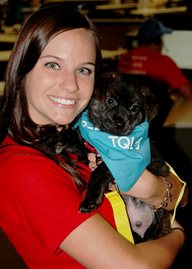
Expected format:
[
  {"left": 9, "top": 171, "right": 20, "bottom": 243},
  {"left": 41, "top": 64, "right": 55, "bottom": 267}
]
[
  {"left": 94, "top": 72, "right": 117, "bottom": 95},
  {"left": 141, "top": 86, "right": 158, "bottom": 121}
]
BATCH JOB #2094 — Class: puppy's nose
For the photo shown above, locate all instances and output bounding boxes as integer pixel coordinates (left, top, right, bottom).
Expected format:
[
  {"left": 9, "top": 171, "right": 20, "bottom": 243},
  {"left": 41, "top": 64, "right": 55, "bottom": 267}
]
[{"left": 115, "top": 121, "right": 125, "bottom": 129}]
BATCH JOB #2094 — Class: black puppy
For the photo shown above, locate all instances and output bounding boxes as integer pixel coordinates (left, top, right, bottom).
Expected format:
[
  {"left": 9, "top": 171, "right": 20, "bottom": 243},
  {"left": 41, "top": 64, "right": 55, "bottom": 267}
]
[{"left": 78, "top": 72, "right": 172, "bottom": 243}]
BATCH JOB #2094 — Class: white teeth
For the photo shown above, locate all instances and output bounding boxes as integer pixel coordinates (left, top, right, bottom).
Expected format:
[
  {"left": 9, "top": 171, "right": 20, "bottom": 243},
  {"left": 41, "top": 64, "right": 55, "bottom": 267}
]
[{"left": 49, "top": 96, "right": 76, "bottom": 105}]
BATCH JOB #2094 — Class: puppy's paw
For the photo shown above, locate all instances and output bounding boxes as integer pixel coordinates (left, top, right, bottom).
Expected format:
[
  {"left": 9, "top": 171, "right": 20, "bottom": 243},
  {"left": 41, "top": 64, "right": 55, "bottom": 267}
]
[{"left": 79, "top": 197, "right": 101, "bottom": 213}]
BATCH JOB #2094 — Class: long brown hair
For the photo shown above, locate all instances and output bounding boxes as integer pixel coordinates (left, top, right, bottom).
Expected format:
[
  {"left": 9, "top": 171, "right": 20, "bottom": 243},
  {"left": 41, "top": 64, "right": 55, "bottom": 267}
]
[{"left": 0, "top": 4, "right": 102, "bottom": 190}]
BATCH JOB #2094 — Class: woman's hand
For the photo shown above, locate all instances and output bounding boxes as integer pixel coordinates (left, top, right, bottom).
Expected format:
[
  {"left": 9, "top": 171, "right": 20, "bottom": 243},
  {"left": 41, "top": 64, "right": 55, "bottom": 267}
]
[
  {"left": 124, "top": 169, "right": 187, "bottom": 211},
  {"left": 87, "top": 152, "right": 102, "bottom": 171},
  {"left": 87, "top": 152, "right": 187, "bottom": 211}
]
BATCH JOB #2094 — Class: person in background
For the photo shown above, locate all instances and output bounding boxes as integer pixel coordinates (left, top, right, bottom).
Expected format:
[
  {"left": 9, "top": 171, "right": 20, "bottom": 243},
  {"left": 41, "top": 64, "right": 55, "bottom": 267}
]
[
  {"left": 118, "top": 18, "right": 192, "bottom": 100},
  {"left": 0, "top": 5, "right": 187, "bottom": 269}
]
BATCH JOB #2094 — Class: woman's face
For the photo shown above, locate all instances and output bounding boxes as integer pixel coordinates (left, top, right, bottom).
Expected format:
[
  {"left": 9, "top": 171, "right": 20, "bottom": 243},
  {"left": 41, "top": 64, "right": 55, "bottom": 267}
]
[{"left": 25, "top": 29, "right": 96, "bottom": 125}]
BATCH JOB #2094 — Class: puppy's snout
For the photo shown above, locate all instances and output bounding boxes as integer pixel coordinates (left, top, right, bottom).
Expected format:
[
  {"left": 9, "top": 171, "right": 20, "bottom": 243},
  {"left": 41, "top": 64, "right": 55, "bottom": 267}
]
[{"left": 115, "top": 119, "right": 125, "bottom": 129}]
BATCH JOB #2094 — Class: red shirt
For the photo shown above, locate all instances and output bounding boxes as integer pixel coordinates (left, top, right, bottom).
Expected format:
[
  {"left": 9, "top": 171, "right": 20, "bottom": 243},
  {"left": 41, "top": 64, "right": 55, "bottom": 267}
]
[
  {"left": 0, "top": 136, "right": 116, "bottom": 269},
  {"left": 118, "top": 46, "right": 189, "bottom": 93}
]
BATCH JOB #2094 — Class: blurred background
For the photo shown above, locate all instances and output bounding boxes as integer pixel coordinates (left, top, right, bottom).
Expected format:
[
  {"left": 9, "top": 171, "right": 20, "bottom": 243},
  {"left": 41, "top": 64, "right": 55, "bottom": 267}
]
[{"left": 0, "top": 0, "right": 192, "bottom": 268}]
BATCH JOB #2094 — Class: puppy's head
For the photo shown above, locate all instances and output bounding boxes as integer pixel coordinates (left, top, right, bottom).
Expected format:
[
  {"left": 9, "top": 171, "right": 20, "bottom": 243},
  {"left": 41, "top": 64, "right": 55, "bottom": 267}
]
[{"left": 88, "top": 72, "right": 158, "bottom": 136}]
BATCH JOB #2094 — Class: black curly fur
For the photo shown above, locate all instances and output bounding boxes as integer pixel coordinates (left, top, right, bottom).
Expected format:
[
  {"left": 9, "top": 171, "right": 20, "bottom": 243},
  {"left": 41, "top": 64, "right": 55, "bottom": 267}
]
[{"left": 79, "top": 72, "right": 171, "bottom": 243}]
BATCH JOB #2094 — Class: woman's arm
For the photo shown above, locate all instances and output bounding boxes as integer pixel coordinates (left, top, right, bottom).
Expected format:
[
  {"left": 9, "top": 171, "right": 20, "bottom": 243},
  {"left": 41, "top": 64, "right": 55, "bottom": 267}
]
[
  {"left": 60, "top": 214, "right": 185, "bottom": 269},
  {"left": 88, "top": 153, "right": 188, "bottom": 211},
  {"left": 125, "top": 169, "right": 188, "bottom": 211}
]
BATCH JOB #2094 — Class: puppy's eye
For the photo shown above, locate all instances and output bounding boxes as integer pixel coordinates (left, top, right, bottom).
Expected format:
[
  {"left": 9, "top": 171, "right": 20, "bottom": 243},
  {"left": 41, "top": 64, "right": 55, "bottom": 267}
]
[
  {"left": 130, "top": 104, "right": 139, "bottom": 113},
  {"left": 107, "top": 97, "right": 117, "bottom": 107}
]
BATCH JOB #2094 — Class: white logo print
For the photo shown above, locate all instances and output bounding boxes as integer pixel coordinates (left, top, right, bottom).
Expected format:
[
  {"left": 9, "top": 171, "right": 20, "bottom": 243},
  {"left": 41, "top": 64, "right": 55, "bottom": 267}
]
[{"left": 109, "top": 136, "right": 143, "bottom": 150}]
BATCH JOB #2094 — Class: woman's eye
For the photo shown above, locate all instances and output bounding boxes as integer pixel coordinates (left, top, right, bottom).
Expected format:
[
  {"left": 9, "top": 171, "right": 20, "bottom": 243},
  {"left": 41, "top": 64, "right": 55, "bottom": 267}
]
[
  {"left": 78, "top": 67, "right": 92, "bottom": 75},
  {"left": 45, "top": 62, "right": 60, "bottom": 70}
]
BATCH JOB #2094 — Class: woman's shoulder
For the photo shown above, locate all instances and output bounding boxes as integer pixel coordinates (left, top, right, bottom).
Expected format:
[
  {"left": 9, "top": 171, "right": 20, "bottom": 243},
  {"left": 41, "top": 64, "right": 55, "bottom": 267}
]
[
  {"left": 0, "top": 137, "right": 80, "bottom": 198},
  {"left": 0, "top": 137, "right": 49, "bottom": 163},
  {"left": 0, "top": 136, "right": 64, "bottom": 176},
  {"left": 0, "top": 135, "right": 43, "bottom": 154}
]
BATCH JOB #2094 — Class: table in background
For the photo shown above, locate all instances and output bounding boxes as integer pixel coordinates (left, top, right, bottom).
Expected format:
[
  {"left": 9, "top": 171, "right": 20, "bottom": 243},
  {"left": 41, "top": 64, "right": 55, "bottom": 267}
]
[
  {"left": 164, "top": 97, "right": 192, "bottom": 128},
  {"left": 0, "top": 50, "right": 11, "bottom": 61},
  {"left": 130, "top": 6, "right": 187, "bottom": 16},
  {"left": 95, "top": 2, "right": 137, "bottom": 10},
  {"left": 0, "top": 81, "right": 5, "bottom": 95},
  {"left": 101, "top": 48, "right": 127, "bottom": 59},
  {"left": 0, "top": 50, "right": 12, "bottom": 81}
]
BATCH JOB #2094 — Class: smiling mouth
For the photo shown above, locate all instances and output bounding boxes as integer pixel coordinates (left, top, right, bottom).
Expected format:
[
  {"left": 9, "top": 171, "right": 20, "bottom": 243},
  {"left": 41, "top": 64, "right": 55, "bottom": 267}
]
[{"left": 49, "top": 96, "right": 76, "bottom": 105}]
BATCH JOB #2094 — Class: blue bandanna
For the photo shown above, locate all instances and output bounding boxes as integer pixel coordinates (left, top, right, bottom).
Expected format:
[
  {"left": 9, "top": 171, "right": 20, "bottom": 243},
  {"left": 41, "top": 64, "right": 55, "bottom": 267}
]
[{"left": 75, "top": 111, "right": 151, "bottom": 192}]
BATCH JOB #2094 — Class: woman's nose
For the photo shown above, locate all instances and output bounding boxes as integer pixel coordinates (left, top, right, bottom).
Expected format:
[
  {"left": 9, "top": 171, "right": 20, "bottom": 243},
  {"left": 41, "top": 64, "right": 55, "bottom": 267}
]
[{"left": 59, "top": 72, "right": 79, "bottom": 93}]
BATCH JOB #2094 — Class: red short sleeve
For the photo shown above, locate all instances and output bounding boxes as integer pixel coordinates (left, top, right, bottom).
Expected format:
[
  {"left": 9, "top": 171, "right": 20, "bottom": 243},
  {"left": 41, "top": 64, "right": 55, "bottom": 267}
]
[{"left": 1, "top": 152, "right": 95, "bottom": 254}]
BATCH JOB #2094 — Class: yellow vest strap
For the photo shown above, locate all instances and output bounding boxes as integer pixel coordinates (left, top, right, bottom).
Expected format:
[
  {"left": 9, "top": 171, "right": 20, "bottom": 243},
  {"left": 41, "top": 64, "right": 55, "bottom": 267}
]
[{"left": 105, "top": 190, "right": 134, "bottom": 244}]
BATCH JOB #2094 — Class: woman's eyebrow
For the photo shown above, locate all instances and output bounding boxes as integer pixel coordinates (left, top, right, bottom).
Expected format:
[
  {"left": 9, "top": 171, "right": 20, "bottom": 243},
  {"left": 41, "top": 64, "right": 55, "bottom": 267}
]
[
  {"left": 40, "top": 55, "right": 96, "bottom": 66},
  {"left": 39, "top": 55, "right": 61, "bottom": 60},
  {"left": 81, "top": 62, "right": 96, "bottom": 67}
]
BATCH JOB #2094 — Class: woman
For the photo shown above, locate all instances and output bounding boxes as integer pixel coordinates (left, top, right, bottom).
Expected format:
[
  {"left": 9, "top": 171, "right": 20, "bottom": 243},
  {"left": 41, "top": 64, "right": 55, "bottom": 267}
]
[{"left": 0, "top": 4, "right": 187, "bottom": 269}]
